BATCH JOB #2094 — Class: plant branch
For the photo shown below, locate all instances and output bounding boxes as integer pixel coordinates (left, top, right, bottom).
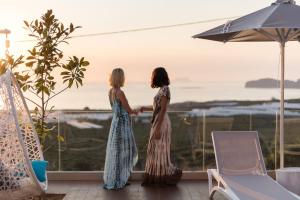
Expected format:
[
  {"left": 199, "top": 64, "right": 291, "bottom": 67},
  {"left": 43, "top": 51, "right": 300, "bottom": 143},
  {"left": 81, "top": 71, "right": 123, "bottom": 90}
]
[
  {"left": 46, "top": 86, "right": 68, "bottom": 103},
  {"left": 43, "top": 142, "right": 56, "bottom": 153},
  {"left": 28, "top": 88, "right": 42, "bottom": 100},
  {"left": 24, "top": 96, "right": 42, "bottom": 109}
]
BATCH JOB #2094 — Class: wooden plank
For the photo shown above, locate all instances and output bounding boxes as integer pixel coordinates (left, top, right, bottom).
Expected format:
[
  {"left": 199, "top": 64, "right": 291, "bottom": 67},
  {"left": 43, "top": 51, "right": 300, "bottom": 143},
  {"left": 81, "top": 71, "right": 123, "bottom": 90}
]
[{"left": 47, "top": 181, "right": 227, "bottom": 200}]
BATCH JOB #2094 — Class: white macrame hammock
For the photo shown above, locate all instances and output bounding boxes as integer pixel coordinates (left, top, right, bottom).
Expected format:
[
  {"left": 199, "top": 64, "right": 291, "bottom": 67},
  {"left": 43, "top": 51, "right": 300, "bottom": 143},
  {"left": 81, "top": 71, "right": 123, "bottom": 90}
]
[{"left": 0, "top": 70, "right": 47, "bottom": 199}]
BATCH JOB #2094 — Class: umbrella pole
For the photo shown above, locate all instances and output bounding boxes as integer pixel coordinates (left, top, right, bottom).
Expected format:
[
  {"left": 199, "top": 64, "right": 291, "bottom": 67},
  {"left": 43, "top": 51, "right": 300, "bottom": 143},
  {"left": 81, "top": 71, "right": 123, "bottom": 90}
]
[{"left": 280, "top": 42, "right": 285, "bottom": 169}]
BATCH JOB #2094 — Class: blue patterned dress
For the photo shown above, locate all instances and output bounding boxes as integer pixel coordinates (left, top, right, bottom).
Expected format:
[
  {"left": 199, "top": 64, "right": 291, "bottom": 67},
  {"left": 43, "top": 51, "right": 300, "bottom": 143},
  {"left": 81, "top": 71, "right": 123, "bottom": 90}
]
[{"left": 103, "top": 94, "right": 138, "bottom": 190}]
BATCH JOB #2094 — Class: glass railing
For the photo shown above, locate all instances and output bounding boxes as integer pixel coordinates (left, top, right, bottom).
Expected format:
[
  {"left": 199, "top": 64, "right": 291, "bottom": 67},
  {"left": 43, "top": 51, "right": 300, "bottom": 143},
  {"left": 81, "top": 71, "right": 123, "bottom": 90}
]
[{"left": 43, "top": 110, "right": 300, "bottom": 171}]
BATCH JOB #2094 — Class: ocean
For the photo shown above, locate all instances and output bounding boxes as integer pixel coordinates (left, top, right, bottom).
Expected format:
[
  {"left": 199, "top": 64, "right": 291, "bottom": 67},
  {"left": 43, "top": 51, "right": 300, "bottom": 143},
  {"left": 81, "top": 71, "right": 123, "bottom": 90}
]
[{"left": 25, "top": 81, "right": 300, "bottom": 110}]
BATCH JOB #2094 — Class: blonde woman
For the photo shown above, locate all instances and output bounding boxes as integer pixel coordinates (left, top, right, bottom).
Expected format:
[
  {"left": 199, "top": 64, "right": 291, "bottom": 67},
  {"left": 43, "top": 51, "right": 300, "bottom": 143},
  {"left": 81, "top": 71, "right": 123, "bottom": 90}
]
[{"left": 103, "top": 68, "right": 138, "bottom": 190}]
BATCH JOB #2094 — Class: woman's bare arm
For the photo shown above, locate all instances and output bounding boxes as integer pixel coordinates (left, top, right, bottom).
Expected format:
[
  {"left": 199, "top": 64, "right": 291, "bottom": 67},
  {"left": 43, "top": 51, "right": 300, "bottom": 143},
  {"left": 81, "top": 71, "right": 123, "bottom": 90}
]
[
  {"left": 140, "top": 106, "right": 153, "bottom": 112},
  {"left": 117, "top": 90, "right": 138, "bottom": 115}
]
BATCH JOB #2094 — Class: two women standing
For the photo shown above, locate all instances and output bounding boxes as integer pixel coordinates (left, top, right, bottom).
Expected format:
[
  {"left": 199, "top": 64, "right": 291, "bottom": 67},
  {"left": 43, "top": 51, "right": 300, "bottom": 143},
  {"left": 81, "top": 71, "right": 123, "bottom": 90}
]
[{"left": 103, "top": 67, "right": 182, "bottom": 190}]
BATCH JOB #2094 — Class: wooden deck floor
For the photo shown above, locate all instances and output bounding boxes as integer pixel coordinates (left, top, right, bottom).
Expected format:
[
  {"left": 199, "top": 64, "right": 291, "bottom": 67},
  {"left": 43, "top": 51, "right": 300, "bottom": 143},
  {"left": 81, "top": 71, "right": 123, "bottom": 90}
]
[{"left": 47, "top": 180, "right": 226, "bottom": 200}]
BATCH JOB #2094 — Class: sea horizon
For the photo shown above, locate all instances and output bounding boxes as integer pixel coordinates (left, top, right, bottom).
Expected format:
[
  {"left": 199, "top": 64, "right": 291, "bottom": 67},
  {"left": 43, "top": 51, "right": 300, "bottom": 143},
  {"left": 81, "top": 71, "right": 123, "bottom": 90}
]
[{"left": 24, "top": 80, "right": 300, "bottom": 110}]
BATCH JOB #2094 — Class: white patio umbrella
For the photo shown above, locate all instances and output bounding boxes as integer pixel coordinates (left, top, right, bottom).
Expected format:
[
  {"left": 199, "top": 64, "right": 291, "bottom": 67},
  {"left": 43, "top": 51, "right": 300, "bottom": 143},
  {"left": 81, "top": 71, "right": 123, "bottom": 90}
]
[{"left": 193, "top": 0, "right": 300, "bottom": 169}]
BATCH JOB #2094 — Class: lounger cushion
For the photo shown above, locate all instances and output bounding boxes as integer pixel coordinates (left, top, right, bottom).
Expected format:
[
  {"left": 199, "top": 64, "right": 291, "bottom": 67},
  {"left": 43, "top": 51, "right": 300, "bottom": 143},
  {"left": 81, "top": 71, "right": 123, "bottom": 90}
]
[
  {"left": 31, "top": 160, "right": 48, "bottom": 182},
  {"left": 223, "top": 174, "right": 299, "bottom": 200}
]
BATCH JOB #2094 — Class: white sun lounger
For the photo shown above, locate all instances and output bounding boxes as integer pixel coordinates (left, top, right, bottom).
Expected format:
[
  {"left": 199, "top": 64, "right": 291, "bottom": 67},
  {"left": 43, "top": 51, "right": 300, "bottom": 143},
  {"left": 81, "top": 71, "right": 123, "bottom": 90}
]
[{"left": 208, "top": 131, "right": 300, "bottom": 200}]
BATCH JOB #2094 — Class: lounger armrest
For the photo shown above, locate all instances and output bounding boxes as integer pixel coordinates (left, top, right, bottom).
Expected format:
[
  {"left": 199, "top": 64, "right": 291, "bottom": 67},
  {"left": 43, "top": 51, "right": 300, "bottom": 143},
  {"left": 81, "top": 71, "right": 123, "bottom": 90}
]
[
  {"left": 207, "top": 169, "right": 226, "bottom": 196},
  {"left": 208, "top": 169, "right": 224, "bottom": 185},
  {"left": 208, "top": 169, "right": 234, "bottom": 199}
]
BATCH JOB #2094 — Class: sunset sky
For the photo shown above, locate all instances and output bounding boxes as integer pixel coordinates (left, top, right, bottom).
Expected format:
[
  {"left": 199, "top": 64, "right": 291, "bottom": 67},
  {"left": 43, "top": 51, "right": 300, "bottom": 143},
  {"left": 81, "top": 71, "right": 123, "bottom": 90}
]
[{"left": 1, "top": 0, "right": 300, "bottom": 84}]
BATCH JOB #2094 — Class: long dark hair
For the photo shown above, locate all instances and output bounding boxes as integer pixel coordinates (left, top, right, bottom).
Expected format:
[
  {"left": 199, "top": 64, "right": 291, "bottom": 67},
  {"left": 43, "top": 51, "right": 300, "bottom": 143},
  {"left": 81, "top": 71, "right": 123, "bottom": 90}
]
[{"left": 151, "top": 67, "right": 170, "bottom": 88}]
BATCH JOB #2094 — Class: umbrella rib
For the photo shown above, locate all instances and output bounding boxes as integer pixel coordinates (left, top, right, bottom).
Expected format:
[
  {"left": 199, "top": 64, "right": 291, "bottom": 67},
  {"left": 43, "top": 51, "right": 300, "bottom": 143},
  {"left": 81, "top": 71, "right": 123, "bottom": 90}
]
[
  {"left": 223, "top": 32, "right": 241, "bottom": 42},
  {"left": 275, "top": 28, "right": 284, "bottom": 43},
  {"left": 287, "top": 29, "right": 300, "bottom": 41},
  {"left": 229, "top": 34, "right": 257, "bottom": 41},
  {"left": 280, "top": 29, "right": 286, "bottom": 42},
  {"left": 284, "top": 29, "right": 292, "bottom": 40},
  {"left": 254, "top": 29, "right": 279, "bottom": 42}
]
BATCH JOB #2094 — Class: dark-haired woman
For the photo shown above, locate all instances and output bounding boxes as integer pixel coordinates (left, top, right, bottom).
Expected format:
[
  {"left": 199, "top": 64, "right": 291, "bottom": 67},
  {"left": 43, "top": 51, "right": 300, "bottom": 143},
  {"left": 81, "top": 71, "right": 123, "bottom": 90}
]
[{"left": 140, "top": 67, "right": 182, "bottom": 186}]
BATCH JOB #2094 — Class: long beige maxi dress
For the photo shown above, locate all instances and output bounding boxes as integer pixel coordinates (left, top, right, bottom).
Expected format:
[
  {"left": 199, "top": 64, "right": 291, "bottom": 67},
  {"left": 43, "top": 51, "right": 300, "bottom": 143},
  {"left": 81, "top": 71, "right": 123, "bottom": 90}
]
[{"left": 142, "top": 86, "right": 182, "bottom": 186}]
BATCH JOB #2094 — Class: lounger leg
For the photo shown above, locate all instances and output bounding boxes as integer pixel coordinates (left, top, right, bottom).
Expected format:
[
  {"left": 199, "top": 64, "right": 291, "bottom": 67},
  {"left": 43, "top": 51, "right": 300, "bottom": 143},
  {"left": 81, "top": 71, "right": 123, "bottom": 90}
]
[
  {"left": 208, "top": 170, "right": 212, "bottom": 194},
  {"left": 210, "top": 190, "right": 217, "bottom": 200},
  {"left": 208, "top": 170, "right": 216, "bottom": 199}
]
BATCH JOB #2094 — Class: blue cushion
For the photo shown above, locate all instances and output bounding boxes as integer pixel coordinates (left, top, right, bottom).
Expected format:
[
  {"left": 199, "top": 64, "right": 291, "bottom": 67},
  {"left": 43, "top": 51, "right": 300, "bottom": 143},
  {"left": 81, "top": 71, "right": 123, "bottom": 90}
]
[{"left": 31, "top": 160, "right": 48, "bottom": 182}]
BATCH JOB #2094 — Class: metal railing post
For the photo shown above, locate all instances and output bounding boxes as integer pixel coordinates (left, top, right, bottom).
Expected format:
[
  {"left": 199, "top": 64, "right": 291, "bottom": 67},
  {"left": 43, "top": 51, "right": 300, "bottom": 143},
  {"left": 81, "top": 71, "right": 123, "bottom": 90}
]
[
  {"left": 275, "top": 111, "right": 279, "bottom": 170},
  {"left": 202, "top": 111, "right": 206, "bottom": 171},
  {"left": 58, "top": 111, "right": 61, "bottom": 171},
  {"left": 249, "top": 112, "right": 252, "bottom": 131}
]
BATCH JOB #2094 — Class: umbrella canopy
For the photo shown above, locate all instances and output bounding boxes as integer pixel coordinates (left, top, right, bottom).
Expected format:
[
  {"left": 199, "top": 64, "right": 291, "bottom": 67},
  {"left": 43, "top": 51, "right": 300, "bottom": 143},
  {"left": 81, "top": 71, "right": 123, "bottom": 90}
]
[
  {"left": 193, "top": 0, "right": 300, "bottom": 43},
  {"left": 193, "top": 0, "right": 300, "bottom": 169}
]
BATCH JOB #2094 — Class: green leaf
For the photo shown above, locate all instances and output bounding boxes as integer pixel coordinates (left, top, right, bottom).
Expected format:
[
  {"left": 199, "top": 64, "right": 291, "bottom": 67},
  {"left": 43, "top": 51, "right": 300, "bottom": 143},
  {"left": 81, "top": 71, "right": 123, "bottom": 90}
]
[
  {"left": 68, "top": 79, "right": 74, "bottom": 88},
  {"left": 44, "top": 87, "right": 50, "bottom": 95},
  {"left": 37, "top": 87, "right": 42, "bottom": 94},
  {"left": 57, "top": 135, "right": 64, "bottom": 142},
  {"left": 42, "top": 29, "right": 47, "bottom": 38},
  {"left": 60, "top": 23, "right": 64, "bottom": 31},
  {"left": 82, "top": 61, "right": 89, "bottom": 66},
  {"left": 25, "top": 61, "right": 36, "bottom": 67},
  {"left": 70, "top": 23, "right": 74, "bottom": 32},
  {"left": 26, "top": 56, "right": 35, "bottom": 60},
  {"left": 77, "top": 78, "right": 83, "bottom": 86},
  {"left": 49, "top": 106, "right": 55, "bottom": 111},
  {"left": 60, "top": 71, "right": 70, "bottom": 75},
  {"left": 24, "top": 20, "right": 29, "bottom": 27}
]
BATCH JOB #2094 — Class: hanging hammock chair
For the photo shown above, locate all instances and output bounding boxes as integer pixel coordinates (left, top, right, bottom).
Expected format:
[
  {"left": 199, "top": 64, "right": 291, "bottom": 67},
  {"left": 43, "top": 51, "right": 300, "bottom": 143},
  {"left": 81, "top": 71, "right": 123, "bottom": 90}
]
[{"left": 0, "top": 70, "right": 47, "bottom": 200}]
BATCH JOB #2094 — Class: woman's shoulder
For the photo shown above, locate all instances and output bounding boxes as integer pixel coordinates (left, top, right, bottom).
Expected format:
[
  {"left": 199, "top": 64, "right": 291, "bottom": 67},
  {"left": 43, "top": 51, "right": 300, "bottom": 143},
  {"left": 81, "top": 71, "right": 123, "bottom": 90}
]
[
  {"left": 160, "top": 85, "right": 170, "bottom": 99},
  {"left": 114, "top": 89, "right": 126, "bottom": 100},
  {"left": 109, "top": 88, "right": 124, "bottom": 99},
  {"left": 161, "top": 85, "right": 170, "bottom": 92},
  {"left": 161, "top": 85, "right": 170, "bottom": 90}
]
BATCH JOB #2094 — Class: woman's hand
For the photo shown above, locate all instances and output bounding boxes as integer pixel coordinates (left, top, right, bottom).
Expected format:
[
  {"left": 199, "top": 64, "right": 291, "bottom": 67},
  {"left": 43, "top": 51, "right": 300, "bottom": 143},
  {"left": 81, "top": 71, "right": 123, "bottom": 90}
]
[
  {"left": 131, "top": 109, "right": 139, "bottom": 115},
  {"left": 117, "top": 90, "right": 139, "bottom": 115},
  {"left": 139, "top": 106, "right": 145, "bottom": 113},
  {"left": 139, "top": 106, "right": 153, "bottom": 113}
]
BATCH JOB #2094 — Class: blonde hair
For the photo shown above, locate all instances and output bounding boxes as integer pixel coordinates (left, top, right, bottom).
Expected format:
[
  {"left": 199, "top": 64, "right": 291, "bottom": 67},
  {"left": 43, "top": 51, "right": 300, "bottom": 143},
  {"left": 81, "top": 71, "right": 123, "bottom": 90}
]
[{"left": 109, "top": 68, "right": 125, "bottom": 88}]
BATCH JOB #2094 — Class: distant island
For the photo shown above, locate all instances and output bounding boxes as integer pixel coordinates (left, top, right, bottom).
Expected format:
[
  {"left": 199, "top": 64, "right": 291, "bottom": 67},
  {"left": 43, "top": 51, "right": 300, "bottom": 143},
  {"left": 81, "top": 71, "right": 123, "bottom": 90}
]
[{"left": 245, "top": 78, "right": 300, "bottom": 89}]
